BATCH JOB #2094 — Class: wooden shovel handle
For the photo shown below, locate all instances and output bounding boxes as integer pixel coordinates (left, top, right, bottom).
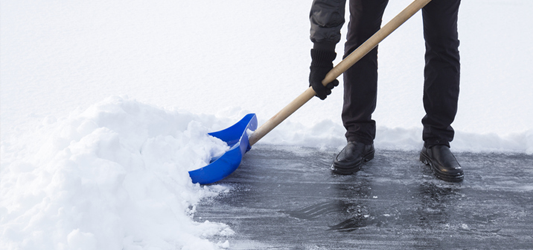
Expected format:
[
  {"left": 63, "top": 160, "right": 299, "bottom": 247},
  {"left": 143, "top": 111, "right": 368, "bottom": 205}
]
[{"left": 248, "top": 0, "right": 432, "bottom": 146}]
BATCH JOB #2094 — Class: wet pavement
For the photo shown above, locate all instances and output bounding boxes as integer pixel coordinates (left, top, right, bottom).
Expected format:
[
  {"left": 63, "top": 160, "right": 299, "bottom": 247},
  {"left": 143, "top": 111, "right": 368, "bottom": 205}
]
[{"left": 195, "top": 145, "right": 533, "bottom": 249}]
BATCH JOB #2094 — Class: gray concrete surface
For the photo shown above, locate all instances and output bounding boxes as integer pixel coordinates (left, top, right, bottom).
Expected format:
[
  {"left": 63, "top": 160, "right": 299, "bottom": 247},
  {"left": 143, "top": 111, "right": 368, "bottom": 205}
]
[{"left": 195, "top": 145, "right": 533, "bottom": 249}]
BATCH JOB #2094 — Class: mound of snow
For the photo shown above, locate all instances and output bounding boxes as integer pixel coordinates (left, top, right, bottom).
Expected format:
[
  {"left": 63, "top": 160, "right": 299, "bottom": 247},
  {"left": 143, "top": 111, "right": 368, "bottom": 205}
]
[{"left": 0, "top": 96, "right": 233, "bottom": 250}]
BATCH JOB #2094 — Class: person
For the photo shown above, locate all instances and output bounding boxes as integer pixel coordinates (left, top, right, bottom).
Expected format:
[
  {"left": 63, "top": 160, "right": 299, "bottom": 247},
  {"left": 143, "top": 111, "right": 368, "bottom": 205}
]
[{"left": 308, "top": 0, "right": 464, "bottom": 182}]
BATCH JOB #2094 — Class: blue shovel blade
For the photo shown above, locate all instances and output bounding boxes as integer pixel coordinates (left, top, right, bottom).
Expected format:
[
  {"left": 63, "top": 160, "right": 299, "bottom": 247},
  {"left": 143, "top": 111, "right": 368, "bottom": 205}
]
[{"left": 188, "top": 113, "right": 258, "bottom": 184}]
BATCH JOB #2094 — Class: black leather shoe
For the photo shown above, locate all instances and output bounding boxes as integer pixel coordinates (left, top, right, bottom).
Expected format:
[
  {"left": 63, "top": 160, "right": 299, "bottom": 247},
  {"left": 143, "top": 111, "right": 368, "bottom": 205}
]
[
  {"left": 332, "top": 141, "right": 375, "bottom": 175},
  {"left": 420, "top": 145, "right": 464, "bottom": 182}
]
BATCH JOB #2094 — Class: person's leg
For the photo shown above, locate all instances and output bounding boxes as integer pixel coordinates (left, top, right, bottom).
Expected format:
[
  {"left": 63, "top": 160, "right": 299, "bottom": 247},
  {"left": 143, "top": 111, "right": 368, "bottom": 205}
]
[
  {"left": 333, "top": 0, "right": 388, "bottom": 175},
  {"left": 342, "top": 0, "right": 388, "bottom": 145},
  {"left": 421, "top": 0, "right": 461, "bottom": 148},
  {"left": 420, "top": 0, "right": 463, "bottom": 182}
]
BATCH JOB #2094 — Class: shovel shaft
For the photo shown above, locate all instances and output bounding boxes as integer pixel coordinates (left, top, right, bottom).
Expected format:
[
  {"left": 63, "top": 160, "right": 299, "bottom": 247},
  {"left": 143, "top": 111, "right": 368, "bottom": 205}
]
[
  {"left": 249, "top": 87, "right": 315, "bottom": 146},
  {"left": 248, "top": 0, "right": 431, "bottom": 146},
  {"left": 321, "top": 0, "right": 431, "bottom": 84}
]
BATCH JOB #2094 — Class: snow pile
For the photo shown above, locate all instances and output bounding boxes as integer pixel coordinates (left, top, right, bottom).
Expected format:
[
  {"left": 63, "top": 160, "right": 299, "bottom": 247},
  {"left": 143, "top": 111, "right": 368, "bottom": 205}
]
[{"left": 0, "top": 96, "right": 233, "bottom": 250}]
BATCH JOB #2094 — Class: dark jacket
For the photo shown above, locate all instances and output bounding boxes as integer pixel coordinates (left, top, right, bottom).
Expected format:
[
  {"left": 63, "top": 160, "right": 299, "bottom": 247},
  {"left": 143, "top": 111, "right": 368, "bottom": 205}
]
[{"left": 310, "top": 0, "right": 347, "bottom": 51}]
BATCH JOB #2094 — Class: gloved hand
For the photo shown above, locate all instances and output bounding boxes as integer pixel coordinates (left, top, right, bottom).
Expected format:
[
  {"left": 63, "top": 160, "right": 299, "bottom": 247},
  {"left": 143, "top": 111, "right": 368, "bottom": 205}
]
[{"left": 309, "top": 49, "right": 339, "bottom": 100}]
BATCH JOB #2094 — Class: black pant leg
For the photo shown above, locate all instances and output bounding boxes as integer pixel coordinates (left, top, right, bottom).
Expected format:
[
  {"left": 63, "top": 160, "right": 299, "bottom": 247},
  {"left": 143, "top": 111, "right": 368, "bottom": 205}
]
[
  {"left": 342, "top": 0, "right": 388, "bottom": 144},
  {"left": 421, "top": 0, "right": 461, "bottom": 147}
]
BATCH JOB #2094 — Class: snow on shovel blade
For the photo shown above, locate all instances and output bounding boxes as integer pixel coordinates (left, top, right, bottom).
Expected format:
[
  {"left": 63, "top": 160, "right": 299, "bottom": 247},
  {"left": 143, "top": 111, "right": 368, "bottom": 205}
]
[{"left": 188, "top": 113, "right": 257, "bottom": 184}]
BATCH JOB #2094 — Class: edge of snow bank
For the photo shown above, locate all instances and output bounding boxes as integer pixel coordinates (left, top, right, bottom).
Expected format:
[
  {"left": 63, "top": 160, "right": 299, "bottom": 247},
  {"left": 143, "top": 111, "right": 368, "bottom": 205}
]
[{"left": 257, "top": 117, "right": 533, "bottom": 155}]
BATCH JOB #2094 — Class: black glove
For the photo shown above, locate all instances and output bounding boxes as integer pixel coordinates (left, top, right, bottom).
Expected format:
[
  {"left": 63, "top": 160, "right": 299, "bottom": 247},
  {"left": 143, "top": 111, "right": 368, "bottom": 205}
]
[{"left": 309, "top": 49, "right": 339, "bottom": 100}]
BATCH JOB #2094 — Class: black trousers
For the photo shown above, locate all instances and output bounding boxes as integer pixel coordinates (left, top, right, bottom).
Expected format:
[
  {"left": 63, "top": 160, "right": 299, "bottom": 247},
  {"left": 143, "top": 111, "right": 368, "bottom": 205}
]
[{"left": 342, "top": 0, "right": 461, "bottom": 148}]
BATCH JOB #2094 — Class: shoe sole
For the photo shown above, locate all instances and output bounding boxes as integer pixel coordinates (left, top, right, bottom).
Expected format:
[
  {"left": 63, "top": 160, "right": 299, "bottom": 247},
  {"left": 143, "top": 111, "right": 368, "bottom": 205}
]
[
  {"left": 419, "top": 151, "right": 464, "bottom": 182},
  {"left": 331, "top": 149, "right": 375, "bottom": 175}
]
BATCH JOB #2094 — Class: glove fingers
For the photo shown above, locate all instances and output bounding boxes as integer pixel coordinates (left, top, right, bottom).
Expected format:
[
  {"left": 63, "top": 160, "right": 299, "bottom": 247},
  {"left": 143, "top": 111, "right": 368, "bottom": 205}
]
[
  {"left": 311, "top": 79, "right": 338, "bottom": 100},
  {"left": 312, "top": 84, "right": 327, "bottom": 100},
  {"left": 326, "top": 79, "right": 339, "bottom": 90}
]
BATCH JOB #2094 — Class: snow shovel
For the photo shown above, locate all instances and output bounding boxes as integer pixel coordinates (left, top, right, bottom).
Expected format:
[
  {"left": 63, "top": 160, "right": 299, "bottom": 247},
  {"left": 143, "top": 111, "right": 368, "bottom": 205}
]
[{"left": 189, "top": 0, "right": 432, "bottom": 184}]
